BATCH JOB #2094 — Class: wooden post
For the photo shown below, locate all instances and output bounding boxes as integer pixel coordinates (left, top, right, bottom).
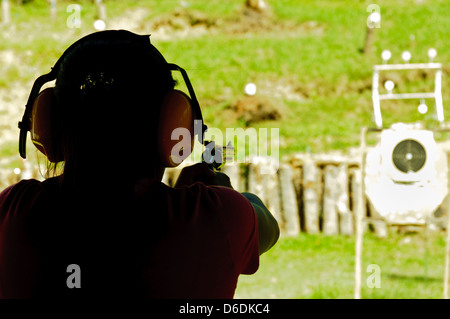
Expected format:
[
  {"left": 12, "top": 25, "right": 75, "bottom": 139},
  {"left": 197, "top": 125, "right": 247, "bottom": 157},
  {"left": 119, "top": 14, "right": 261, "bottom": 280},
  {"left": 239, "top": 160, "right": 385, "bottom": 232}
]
[
  {"left": 323, "top": 165, "right": 339, "bottom": 235},
  {"left": 363, "top": 6, "right": 380, "bottom": 55},
  {"left": 279, "top": 164, "right": 300, "bottom": 236},
  {"left": 221, "top": 162, "right": 240, "bottom": 191},
  {"left": 368, "top": 201, "right": 388, "bottom": 238},
  {"left": 1, "top": 0, "right": 11, "bottom": 25},
  {"left": 239, "top": 163, "right": 248, "bottom": 193},
  {"left": 50, "top": 0, "right": 57, "bottom": 20},
  {"left": 444, "top": 204, "right": 450, "bottom": 299},
  {"left": 349, "top": 167, "right": 358, "bottom": 215},
  {"left": 444, "top": 151, "right": 450, "bottom": 299},
  {"left": 354, "top": 127, "right": 368, "bottom": 299},
  {"left": 362, "top": 26, "right": 374, "bottom": 55},
  {"left": 266, "top": 163, "right": 282, "bottom": 232},
  {"left": 95, "top": 0, "right": 107, "bottom": 21},
  {"left": 248, "top": 158, "right": 282, "bottom": 231},
  {"left": 248, "top": 161, "right": 267, "bottom": 203},
  {"left": 302, "top": 158, "right": 320, "bottom": 233},
  {"left": 291, "top": 164, "right": 304, "bottom": 232},
  {"left": 336, "top": 163, "right": 353, "bottom": 235}
]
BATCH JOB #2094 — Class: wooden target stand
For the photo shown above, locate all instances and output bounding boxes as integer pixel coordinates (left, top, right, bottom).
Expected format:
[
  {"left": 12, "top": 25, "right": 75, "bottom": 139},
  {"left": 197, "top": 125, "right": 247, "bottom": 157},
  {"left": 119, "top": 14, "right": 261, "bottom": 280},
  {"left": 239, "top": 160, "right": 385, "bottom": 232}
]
[
  {"left": 354, "top": 59, "right": 450, "bottom": 299},
  {"left": 354, "top": 126, "right": 450, "bottom": 299}
]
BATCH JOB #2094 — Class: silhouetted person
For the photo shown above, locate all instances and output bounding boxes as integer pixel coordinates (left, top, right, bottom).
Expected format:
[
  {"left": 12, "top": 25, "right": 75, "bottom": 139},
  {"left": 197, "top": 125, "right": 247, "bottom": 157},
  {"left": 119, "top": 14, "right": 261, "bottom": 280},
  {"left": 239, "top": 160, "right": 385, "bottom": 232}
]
[{"left": 0, "top": 30, "right": 279, "bottom": 298}]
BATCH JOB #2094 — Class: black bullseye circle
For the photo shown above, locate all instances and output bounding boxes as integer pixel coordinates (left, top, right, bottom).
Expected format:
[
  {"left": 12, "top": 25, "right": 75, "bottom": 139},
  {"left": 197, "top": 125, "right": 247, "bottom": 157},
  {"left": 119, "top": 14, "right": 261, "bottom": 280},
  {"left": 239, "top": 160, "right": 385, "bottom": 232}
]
[{"left": 392, "top": 139, "right": 426, "bottom": 173}]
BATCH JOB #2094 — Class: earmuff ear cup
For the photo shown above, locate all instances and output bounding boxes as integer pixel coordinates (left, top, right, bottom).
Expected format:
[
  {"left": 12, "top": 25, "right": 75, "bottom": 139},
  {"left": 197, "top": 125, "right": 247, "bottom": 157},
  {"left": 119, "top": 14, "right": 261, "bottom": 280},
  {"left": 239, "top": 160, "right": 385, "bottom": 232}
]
[
  {"left": 158, "top": 90, "right": 195, "bottom": 167},
  {"left": 30, "top": 87, "right": 63, "bottom": 163}
]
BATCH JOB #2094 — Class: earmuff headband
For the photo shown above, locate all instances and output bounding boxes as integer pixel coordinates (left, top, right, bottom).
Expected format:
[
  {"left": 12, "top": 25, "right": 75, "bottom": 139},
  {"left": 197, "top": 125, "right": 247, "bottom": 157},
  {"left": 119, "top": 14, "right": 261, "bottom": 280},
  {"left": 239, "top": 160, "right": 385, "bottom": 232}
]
[
  {"left": 167, "top": 63, "right": 207, "bottom": 143},
  {"left": 19, "top": 70, "right": 57, "bottom": 159}
]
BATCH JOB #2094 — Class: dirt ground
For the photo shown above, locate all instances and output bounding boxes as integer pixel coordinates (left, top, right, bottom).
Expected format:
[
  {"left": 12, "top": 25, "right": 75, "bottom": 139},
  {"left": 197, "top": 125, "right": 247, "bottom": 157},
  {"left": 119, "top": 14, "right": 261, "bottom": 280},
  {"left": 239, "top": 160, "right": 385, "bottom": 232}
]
[{"left": 122, "top": 2, "right": 322, "bottom": 40}]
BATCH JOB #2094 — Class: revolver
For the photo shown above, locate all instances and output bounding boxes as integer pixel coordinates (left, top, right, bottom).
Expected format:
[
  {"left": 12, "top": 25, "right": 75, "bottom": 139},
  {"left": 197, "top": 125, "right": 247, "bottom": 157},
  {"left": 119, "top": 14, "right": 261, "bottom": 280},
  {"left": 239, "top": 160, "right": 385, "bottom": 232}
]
[{"left": 201, "top": 140, "right": 234, "bottom": 172}]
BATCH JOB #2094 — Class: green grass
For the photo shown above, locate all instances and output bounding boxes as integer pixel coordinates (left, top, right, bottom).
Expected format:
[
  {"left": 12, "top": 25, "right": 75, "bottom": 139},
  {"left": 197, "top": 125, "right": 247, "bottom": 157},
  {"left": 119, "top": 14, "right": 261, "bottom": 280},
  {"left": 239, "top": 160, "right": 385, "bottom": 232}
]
[
  {"left": 1, "top": 0, "right": 449, "bottom": 150},
  {"left": 1, "top": 0, "right": 449, "bottom": 164},
  {"left": 235, "top": 231, "right": 448, "bottom": 299}
]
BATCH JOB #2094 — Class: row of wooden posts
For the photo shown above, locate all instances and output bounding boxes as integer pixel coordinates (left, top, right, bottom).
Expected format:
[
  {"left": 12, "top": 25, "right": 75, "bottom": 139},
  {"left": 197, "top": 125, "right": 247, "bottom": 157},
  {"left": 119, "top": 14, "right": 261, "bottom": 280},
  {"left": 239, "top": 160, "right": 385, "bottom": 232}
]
[
  {"left": 4, "top": 152, "right": 449, "bottom": 236},
  {"left": 6, "top": 151, "right": 447, "bottom": 237},
  {"left": 10, "top": 153, "right": 448, "bottom": 237},
  {"left": 163, "top": 153, "right": 373, "bottom": 237}
]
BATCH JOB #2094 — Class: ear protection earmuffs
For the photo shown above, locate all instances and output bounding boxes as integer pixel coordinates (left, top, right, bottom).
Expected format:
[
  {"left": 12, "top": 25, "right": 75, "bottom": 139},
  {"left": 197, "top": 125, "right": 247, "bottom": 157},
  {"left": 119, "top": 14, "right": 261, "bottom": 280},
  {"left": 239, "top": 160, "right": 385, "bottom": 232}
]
[{"left": 18, "top": 30, "right": 207, "bottom": 167}]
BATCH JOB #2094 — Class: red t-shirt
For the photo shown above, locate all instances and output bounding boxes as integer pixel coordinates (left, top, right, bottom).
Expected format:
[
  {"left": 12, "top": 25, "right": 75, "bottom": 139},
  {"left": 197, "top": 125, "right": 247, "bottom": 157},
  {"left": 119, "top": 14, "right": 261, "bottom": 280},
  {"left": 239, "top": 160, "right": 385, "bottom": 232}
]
[{"left": 0, "top": 177, "right": 259, "bottom": 298}]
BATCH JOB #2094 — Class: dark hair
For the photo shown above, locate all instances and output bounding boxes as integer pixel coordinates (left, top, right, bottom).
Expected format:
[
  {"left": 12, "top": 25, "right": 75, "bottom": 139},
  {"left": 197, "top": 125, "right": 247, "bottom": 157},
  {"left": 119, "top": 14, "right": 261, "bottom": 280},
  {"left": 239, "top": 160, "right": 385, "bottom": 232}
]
[{"left": 52, "top": 31, "right": 176, "bottom": 190}]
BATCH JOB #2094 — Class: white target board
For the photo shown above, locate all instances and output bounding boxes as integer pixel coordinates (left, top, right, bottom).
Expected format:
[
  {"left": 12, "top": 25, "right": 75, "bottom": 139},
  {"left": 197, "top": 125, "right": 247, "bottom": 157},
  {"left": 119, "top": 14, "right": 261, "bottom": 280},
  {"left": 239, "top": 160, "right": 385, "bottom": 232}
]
[{"left": 365, "top": 125, "right": 448, "bottom": 225}]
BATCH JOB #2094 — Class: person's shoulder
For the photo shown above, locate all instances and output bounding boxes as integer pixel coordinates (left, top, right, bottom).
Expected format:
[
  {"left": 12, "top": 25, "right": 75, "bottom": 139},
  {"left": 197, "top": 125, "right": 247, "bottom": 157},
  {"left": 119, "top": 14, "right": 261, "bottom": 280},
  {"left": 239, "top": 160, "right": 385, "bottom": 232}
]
[
  {"left": 0, "top": 179, "right": 43, "bottom": 203},
  {"left": 154, "top": 180, "right": 256, "bottom": 216},
  {"left": 0, "top": 179, "right": 45, "bottom": 221},
  {"left": 0, "top": 179, "right": 42, "bottom": 194},
  {"left": 186, "top": 182, "right": 251, "bottom": 204},
  {"left": 204, "top": 185, "right": 257, "bottom": 221},
  {"left": 208, "top": 185, "right": 252, "bottom": 205},
  {"left": 170, "top": 181, "right": 251, "bottom": 209}
]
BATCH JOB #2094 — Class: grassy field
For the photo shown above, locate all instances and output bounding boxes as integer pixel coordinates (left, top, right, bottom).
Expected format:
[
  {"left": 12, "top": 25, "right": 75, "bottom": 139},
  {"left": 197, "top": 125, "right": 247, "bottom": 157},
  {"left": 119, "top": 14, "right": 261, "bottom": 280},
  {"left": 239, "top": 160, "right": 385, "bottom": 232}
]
[
  {"left": 1, "top": 0, "right": 449, "bottom": 164},
  {"left": 235, "top": 231, "right": 448, "bottom": 299}
]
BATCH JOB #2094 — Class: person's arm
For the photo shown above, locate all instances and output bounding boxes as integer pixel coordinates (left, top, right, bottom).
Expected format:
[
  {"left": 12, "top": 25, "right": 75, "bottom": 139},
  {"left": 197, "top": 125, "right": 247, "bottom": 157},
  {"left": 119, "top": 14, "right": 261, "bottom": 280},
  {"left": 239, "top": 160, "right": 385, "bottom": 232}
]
[
  {"left": 240, "top": 192, "right": 279, "bottom": 255},
  {"left": 174, "top": 163, "right": 279, "bottom": 255}
]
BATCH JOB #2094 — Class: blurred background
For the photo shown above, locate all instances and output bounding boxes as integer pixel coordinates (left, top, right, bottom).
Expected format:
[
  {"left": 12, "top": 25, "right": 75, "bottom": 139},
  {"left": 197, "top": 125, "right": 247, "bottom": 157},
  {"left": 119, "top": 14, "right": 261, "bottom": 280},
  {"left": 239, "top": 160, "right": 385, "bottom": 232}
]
[{"left": 1, "top": 0, "right": 450, "bottom": 298}]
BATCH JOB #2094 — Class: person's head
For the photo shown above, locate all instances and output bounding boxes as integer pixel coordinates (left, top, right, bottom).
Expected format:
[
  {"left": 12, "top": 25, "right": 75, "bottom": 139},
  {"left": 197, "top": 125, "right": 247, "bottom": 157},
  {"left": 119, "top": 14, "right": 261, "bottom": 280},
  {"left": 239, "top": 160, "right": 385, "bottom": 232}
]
[{"left": 52, "top": 30, "right": 176, "bottom": 186}]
